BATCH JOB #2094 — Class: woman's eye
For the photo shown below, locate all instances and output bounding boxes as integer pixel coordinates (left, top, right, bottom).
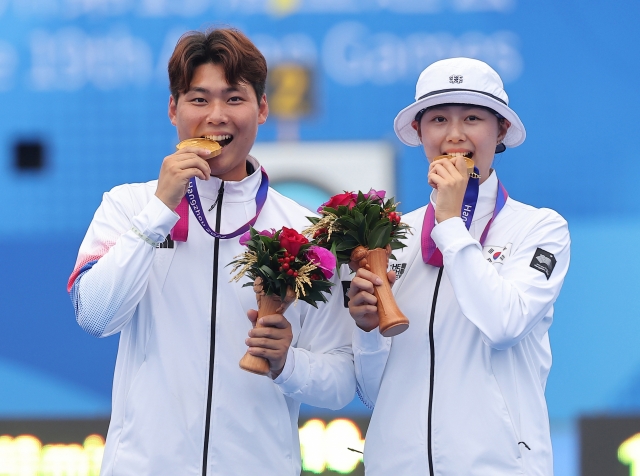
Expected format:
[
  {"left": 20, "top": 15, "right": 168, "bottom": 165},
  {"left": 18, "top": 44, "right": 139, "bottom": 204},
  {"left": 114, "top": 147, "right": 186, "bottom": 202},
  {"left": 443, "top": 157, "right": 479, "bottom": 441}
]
[
  {"left": 433, "top": 116, "right": 446, "bottom": 123},
  {"left": 467, "top": 115, "right": 480, "bottom": 121}
]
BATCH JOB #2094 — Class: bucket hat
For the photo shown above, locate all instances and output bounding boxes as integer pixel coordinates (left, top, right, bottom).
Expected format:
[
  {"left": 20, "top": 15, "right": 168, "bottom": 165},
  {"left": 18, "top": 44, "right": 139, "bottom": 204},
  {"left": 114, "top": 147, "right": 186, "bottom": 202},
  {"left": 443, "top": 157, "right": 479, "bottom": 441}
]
[{"left": 394, "top": 57, "right": 526, "bottom": 149}]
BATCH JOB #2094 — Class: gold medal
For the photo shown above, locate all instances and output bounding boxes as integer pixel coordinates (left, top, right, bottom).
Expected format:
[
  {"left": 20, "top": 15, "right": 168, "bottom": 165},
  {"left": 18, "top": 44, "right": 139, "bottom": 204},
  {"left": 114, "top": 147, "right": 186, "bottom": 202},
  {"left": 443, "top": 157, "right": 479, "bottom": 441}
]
[
  {"left": 433, "top": 154, "right": 480, "bottom": 179},
  {"left": 176, "top": 138, "right": 222, "bottom": 157}
]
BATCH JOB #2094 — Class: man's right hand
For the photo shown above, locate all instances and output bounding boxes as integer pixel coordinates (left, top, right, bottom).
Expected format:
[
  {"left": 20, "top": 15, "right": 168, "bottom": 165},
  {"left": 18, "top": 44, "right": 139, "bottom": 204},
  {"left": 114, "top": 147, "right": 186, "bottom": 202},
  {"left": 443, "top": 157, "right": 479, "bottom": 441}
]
[
  {"left": 155, "top": 147, "right": 213, "bottom": 211},
  {"left": 347, "top": 267, "right": 396, "bottom": 332}
]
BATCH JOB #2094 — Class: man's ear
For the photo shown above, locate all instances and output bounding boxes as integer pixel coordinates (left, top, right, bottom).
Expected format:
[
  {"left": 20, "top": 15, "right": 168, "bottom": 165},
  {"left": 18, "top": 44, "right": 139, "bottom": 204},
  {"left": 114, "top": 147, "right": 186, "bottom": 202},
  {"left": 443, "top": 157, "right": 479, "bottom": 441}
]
[
  {"left": 168, "top": 95, "right": 177, "bottom": 126},
  {"left": 258, "top": 94, "right": 269, "bottom": 125}
]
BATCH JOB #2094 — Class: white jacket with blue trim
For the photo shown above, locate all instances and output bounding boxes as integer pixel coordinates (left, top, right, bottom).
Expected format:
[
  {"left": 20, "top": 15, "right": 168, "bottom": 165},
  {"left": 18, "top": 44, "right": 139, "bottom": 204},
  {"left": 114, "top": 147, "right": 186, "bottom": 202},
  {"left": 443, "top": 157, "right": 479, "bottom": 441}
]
[
  {"left": 68, "top": 157, "right": 356, "bottom": 476},
  {"left": 353, "top": 171, "right": 570, "bottom": 476}
]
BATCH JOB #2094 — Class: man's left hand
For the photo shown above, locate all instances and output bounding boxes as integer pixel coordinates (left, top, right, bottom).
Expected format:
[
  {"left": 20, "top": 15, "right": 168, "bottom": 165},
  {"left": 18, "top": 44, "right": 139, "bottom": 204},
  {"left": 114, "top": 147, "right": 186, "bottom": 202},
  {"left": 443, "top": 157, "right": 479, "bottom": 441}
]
[{"left": 246, "top": 310, "right": 293, "bottom": 379}]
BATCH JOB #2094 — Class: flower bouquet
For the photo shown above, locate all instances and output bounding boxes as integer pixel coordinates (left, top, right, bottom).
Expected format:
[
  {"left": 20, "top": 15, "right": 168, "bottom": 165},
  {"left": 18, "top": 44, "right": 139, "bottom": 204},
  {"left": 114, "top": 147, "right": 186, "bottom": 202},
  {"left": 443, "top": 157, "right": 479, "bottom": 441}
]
[
  {"left": 304, "top": 190, "right": 411, "bottom": 337},
  {"left": 229, "top": 227, "right": 336, "bottom": 375}
]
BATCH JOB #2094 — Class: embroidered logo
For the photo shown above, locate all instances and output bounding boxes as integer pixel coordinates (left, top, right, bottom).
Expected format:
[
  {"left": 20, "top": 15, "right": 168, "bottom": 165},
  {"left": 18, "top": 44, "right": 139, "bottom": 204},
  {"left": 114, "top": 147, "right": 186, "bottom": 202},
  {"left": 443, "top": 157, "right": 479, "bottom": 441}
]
[
  {"left": 482, "top": 243, "right": 512, "bottom": 265},
  {"left": 449, "top": 74, "right": 463, "bottom": 84},
  {"left": 156, "top": 235, "right": 175, "bottom": 249},
  {"left": 390, "top": 263, "right": 407, "bottom": 279},
  {"left": 530, "top": 248, "right": 556, "bottom": 280}
]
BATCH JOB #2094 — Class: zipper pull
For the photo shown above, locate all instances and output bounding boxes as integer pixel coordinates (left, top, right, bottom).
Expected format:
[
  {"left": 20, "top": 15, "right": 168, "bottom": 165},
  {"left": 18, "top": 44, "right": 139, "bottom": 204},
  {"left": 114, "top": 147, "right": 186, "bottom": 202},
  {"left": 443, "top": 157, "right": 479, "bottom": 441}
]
[{"left": 208, "top": 181, "right": 225, "bottom": 212}]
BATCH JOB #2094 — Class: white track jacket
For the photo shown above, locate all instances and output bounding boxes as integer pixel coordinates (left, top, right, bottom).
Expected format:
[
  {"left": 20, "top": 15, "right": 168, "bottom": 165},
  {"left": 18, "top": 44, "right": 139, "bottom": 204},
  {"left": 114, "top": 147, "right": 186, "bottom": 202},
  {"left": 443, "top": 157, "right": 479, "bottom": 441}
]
[
  {"left": 68, "top": 157, "right": 355, "bottom": 476},
  {"left": 354, "top": 171, "right": 570, "bottom": 476}
]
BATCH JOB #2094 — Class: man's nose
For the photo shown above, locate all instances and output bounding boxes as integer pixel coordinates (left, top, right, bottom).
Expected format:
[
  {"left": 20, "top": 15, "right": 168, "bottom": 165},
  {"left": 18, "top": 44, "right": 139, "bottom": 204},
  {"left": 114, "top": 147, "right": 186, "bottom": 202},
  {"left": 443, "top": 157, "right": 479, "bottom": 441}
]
[{"left": 206, "top": 101, "right": 228, "bottom": 124}]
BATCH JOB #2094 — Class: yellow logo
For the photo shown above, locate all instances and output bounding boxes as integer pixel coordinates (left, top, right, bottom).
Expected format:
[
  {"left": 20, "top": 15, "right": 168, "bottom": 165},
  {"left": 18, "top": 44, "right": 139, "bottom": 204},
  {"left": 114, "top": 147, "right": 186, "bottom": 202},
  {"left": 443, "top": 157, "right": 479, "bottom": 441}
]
[{"left": 268, "top": 0, "right": 301, "bottom": 16}]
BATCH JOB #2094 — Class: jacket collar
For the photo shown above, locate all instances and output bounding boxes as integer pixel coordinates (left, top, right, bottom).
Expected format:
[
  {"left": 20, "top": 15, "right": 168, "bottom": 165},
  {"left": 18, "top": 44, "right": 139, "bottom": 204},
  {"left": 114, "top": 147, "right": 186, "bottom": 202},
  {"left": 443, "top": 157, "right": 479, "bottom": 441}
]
[{"left": 194, "top": 156, "right": 262, "bottom": 202}]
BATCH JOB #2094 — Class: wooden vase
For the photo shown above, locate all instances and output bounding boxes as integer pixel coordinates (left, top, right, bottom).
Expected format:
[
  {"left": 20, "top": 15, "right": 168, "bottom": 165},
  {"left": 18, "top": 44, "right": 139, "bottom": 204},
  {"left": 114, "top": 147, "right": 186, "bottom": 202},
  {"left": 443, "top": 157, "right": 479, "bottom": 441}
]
[
  {"left": 239, "top": 286, "right": 291, "bottom": 376},
  {"left": 354, "top": 247, "right": 410, "bottom": 337}
]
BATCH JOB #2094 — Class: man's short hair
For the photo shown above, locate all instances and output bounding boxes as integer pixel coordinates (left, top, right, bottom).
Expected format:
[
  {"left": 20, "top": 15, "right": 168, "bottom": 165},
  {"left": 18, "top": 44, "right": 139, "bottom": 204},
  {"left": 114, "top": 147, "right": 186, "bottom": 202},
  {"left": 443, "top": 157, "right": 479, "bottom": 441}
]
[{"left": 168, "top": 28, "right": 267, "bottom": 103}]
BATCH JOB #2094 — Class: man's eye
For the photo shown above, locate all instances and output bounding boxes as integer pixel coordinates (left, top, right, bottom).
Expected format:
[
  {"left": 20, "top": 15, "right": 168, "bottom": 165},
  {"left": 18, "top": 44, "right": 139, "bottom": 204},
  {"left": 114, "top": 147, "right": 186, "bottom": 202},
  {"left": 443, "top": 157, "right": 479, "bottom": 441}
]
[
  {"left": 228, "top": 96, "right": 243, "bottom": 103},
  {"left": 191, "top": 97, "right": 206, "bottom": 104}
]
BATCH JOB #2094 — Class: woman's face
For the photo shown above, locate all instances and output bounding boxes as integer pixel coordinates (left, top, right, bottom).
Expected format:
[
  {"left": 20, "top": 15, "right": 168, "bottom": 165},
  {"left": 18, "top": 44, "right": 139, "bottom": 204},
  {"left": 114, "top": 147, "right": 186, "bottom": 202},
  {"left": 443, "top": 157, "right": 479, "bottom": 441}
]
[{"left": 412, "top": 104, "right": 509, "bottom": 183}]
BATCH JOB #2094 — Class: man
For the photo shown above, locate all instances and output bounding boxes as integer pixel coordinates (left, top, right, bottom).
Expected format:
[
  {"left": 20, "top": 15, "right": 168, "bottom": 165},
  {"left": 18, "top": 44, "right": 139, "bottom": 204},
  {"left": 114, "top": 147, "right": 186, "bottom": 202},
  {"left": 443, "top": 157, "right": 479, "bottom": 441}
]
[
  {"left": 348, "top": 58, "right": 570, "bottom": 475},
  {"left": 68, "top": 28, "right": 355, "bottom": 476}
]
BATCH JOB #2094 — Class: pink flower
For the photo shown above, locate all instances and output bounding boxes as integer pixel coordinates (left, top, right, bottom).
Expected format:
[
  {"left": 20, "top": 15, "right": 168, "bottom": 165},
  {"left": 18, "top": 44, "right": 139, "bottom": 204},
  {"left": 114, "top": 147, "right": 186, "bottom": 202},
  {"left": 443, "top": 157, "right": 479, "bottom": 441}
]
[
  {"left": 364, "top": 188, "right": 386, "bottom": 202},
  {"left": 239, "top": 229, "right": 276, "bottom": 246},
  {"left": 306, "top": 245, "right": 337, "bottom": 279}
]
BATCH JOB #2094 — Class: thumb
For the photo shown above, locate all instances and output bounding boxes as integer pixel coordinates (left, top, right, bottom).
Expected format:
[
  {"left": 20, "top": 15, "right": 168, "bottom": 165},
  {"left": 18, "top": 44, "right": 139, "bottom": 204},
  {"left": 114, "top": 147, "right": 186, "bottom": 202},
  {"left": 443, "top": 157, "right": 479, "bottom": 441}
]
[{"left": 247, "top": 309, "right": 258, "bottom": 327}]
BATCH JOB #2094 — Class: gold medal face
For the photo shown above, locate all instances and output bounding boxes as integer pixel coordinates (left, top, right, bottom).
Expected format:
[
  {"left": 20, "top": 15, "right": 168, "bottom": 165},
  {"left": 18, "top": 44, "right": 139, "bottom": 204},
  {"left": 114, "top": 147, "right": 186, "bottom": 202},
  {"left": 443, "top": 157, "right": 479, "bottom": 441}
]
[
  {"left": 176, "top": 138, "right": 222, "bottom": 156},
  {"left": 432, "top": 154, "right": 479, "bottom": 179}
]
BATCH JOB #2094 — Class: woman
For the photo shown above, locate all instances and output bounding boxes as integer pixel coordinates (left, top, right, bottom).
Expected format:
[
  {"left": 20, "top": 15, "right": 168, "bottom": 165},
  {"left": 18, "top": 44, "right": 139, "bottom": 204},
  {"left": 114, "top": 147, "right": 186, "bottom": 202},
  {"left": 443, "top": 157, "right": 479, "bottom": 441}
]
[{"left": 348, "top": 57, "right": 570, "bottom": 475}]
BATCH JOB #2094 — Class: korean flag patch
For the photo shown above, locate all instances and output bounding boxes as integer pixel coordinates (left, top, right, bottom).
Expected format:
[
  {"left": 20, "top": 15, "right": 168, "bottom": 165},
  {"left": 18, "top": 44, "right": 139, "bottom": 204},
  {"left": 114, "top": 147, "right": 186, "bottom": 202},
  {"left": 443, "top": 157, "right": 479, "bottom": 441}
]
[{"left": 530, "top": 248, "right": 556, "bottom": 280}]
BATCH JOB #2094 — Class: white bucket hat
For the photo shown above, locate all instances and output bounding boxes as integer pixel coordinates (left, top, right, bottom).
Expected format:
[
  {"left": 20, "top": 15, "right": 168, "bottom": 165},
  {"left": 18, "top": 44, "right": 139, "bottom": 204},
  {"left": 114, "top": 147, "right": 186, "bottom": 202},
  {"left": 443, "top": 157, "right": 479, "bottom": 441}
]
[{"left": 394, "top": 57, "right": 526, "bottom": 149}]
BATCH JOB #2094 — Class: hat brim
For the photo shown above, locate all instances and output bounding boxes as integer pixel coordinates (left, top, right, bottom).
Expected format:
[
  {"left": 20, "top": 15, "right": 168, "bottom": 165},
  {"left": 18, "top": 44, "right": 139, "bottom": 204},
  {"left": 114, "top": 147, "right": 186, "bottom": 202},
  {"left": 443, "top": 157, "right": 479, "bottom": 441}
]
[{"left": 393, "top": 90, "right": 526, "bottom": 148}]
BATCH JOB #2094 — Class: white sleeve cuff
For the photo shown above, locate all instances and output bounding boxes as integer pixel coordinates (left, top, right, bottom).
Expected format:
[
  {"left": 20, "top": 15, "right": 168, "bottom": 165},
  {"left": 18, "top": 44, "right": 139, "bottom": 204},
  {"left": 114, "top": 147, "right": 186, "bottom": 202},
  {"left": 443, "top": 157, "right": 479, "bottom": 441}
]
[
  {"left": 130, "top": 195, "right": 180, "bottom": 243},
  {"left": 431, "top": 216, "right": 477, "bottom": 255},
  {"left": 273, "top": 347, "right": 295, "bottom": 383},
  {"left": 274, "top": 347, "right": 310, "bottom": 394},
  {"left": 353, "top": 327, "right": 388, "bottom": 353}
]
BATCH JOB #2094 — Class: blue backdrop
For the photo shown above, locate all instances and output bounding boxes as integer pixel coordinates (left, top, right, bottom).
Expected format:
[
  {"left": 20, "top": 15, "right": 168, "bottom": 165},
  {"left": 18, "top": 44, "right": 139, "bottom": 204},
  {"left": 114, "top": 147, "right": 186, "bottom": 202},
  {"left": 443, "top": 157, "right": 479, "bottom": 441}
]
[{"left": 1, "top": 0, "right": 639, "bottom": 441}]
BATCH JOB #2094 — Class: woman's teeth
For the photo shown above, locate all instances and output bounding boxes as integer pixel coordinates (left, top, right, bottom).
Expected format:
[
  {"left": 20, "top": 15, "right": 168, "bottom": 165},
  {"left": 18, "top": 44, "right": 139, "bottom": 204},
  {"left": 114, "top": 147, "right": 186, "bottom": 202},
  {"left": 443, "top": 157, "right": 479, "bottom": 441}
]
[{"left": 448, "top": 151, "right": 473, "bottom": 159}]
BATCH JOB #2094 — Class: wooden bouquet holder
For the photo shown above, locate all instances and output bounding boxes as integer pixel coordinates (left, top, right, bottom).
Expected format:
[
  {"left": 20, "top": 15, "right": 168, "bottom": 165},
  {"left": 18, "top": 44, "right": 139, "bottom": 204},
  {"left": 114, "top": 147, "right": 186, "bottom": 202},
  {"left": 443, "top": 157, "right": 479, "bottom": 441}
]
[
  {"left": 351, "top": 246, "right": 409, "bottom": 337},
  {"left": 239, "top": 278, "right": 294, "bottom": 376}
]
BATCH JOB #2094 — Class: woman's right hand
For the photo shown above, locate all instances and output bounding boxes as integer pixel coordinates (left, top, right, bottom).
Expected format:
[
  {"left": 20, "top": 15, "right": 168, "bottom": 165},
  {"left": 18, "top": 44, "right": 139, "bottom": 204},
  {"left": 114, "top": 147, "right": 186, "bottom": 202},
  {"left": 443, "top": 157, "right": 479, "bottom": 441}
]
[
  {"left": 347, "top": 267, "right": 396, "bottom": 332},
  {"left": 155, "top": 147, "right": 213, "bottom": 211}
]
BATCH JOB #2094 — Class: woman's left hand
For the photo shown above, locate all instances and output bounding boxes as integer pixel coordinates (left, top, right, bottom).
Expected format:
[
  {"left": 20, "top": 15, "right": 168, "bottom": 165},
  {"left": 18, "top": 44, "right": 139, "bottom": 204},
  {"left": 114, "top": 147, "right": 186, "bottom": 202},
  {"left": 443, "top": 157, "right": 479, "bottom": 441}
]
[{"left": 428, "top": 156, "right": 469, "bottom": 223}]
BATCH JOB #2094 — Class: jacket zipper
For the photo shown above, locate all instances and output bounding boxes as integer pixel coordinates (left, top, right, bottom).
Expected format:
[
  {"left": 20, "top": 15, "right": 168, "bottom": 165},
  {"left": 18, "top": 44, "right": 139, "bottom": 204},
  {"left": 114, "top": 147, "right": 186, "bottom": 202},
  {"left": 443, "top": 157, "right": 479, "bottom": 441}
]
[
  {"left": 202, "top": 181, "right": 225, "bottom": 476},
  {"left": 427, "top": 267, "right": 444, "bottom": 476}
]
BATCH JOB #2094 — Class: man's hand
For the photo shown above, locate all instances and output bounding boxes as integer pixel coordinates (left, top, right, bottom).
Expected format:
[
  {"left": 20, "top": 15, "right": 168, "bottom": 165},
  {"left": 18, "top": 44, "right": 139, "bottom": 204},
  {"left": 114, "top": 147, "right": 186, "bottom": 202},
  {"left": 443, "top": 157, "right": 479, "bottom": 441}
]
[
  {"left": 246, "top": 310, "right": 293, "bottom": 379},
  {"left": 155, "top": 147, "right": 213, "bottom": 211},
  {"left": 347, "top": 268, "right": 396, "bottom": 332},
  {"left": 428, "top": 155, "right": 469, "bottom": 223}
]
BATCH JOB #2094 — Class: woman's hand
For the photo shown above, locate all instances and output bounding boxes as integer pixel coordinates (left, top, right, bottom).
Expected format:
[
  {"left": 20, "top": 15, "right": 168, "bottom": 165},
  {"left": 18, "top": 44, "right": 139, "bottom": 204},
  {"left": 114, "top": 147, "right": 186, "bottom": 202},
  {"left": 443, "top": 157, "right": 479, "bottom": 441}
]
[
  {"left": 428, "top": 156, "right": 469, "bottom": 223},
  {"left": 347, "top": 268, "right": 396, "bottom": 332}
]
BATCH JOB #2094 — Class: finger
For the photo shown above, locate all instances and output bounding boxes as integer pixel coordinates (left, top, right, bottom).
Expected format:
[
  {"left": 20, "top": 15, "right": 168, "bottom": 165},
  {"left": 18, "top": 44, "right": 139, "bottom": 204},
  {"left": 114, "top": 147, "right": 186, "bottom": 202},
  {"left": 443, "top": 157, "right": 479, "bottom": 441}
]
[
  {"left": 245, "top": 337, "right": 284, "bottom": 350},
  {"left": 247, "top": 309, "right": 258, "bottom": 327},
  {"left": 387, "top": 270, "right": 397, "bottom": 286},
  {"left": 350, "top": 289, "right": 378, "bottom": 307},
  {"left": 257, "top": 314, "right": 291, "bottom": 329}
]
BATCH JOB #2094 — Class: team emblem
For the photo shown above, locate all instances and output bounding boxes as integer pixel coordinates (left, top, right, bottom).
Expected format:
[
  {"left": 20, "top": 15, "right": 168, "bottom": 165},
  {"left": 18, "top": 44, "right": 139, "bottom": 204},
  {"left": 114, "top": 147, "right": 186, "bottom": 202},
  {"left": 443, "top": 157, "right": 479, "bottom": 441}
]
[
  {"left": 449, "top": 75, "right": 463, "bottom": 84},
  {"left": 530, "top": 248, "right": 556, "bottom": 279}
]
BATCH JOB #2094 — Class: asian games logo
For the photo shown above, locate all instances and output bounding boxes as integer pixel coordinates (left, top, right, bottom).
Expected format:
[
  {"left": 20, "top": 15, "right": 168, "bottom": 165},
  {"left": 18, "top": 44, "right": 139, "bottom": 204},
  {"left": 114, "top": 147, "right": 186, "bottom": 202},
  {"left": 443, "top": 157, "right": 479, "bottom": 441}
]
[{"left": 449, "top": 75, "right": 463, "bottom": 84}]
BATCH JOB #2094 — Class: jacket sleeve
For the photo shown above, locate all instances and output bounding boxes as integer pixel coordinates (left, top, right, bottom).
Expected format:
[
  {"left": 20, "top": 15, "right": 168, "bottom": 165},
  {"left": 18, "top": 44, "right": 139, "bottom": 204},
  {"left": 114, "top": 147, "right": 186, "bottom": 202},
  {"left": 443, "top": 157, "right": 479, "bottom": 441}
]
[
  {"left": 68, "top": 187, "right": 178, "bottom": 338},
  {"left": 274, "top": 266, "right": 357, "bottom": 410},
  {"left": 352, "top": 327, "right": 391, "bottom": 409},
  {"left": 431, "top": 209, "right": 570, "bottom": 350}
]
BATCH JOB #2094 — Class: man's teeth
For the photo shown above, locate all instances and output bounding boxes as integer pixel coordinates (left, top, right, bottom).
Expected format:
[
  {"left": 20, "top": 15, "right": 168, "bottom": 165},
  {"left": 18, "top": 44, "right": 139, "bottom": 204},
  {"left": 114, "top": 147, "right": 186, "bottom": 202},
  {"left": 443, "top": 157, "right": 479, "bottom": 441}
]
[{"left": 203, "top": 135, "right": 232, "bottom": 141}]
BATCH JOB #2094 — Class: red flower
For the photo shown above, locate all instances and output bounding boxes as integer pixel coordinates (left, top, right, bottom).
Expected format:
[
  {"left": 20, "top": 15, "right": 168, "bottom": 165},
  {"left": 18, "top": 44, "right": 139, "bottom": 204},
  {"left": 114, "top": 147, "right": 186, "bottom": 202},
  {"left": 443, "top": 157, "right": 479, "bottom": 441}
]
[
  {"left": 279, "top": 227, "right": 309, "bottom": 257},
  {"left": 317, "top": 192, "right": 357, "bottom": 213}
]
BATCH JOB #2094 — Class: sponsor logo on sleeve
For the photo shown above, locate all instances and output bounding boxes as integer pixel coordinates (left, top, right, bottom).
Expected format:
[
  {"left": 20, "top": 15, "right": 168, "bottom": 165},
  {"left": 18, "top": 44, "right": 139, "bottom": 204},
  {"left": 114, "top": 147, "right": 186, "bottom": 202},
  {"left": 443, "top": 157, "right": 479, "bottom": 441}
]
[
  {"left": 156, "top": 235, "right": 174, "bottom": 249},
  {"left": 530, "top": 248, "right": 556, "bottom": 280},
  {"left": 342, "top": 281, "right": 351, "bottom": 308},
  {"left": 482, "top": 243, "right": 512, "bottom": 265},
  {"left": 389, "top": 262, "right": 407, "bottom": 279}
]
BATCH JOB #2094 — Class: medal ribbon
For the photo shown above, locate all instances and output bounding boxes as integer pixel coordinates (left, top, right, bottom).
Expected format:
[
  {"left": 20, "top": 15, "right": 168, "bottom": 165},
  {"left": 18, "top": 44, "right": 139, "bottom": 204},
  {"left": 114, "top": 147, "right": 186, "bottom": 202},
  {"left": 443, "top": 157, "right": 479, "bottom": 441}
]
[
  {"left": 421, "top": 171, "right": 508, "bottom": 267},
  {"left": 170, "top": 167, "right": 269, "bottom": 242}
]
